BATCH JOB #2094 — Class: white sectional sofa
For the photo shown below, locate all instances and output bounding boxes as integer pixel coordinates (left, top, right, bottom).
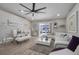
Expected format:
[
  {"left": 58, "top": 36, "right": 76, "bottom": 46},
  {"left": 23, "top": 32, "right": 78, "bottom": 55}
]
[
  {"left": 50, "top": 35, "right": 79, "bottom": 55},
  {"left": 50, "top": 48, "right": 74, "bottom": 55},
  {"left": 54, "top": 32, "right": 72, "bottom": 48},
  {"left": 49, "top": 45, "right": 79, "bottom": 55}
]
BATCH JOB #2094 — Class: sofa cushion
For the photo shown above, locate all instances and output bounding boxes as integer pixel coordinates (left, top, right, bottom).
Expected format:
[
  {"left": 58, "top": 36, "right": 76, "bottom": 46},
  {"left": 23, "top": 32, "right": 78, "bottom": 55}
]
[
  {"left": 67, "top": 36, "right": 79, "bottom": 52},
  {"left": 74, "top": 45, "right": 79, "bottom": 55},
  {"left": 49, "top": 48, "right": 74, "bottom": 55}
]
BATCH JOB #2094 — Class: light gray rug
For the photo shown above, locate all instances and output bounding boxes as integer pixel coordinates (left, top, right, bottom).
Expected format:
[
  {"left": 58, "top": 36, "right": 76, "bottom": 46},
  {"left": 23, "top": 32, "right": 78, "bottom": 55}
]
[
  {"left": 30, "top": 40, "right": 54, "bottom": 55},
  {"left": 13, "top": 49, "right": 44, "bottom": 55}
]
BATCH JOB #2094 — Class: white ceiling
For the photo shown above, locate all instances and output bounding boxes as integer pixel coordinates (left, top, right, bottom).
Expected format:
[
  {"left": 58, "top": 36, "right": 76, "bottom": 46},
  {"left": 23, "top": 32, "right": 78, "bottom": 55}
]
[{"left": 0, "top": 3, "right": 75, "bottom": 21}]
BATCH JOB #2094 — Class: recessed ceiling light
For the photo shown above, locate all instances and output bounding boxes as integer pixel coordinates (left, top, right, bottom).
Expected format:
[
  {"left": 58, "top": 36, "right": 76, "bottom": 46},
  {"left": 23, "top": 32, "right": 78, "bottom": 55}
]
[
  {"left": 20, "top": 10, "right": 24, "bottom": 12},
  {"left": 57, "top": 13, "right": 60, "bottom": 16}
]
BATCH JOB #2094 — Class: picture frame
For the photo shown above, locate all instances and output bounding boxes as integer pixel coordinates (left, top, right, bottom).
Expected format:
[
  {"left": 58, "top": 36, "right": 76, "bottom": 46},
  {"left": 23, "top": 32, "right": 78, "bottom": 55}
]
[{"left": 67, "top": 11, "right": 78, "bottom": 33}]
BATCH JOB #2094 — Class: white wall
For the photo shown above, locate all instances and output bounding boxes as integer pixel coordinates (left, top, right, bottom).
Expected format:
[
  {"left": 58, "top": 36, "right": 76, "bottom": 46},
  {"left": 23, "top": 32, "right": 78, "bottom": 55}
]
[
  {"left": 52, "top": 19, "right": 66, "bottom": 32},
  {"left": 66, "top": 3, "right": 79, "bottom": 36},
  {"left": 67, "top": 4, "right": 79, "bottom": 17},
  {"left": 0, "top": 9, "right": 31, "bottom": 43},
  {"left": 31, "top": 19, "right": 66, "bottom": 36}
]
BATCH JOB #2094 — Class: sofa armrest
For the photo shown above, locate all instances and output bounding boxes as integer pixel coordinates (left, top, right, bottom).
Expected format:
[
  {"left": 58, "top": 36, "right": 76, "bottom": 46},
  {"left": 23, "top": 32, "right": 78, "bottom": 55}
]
[{"left": 51, "top": 48, "right": 65, "bottom": 52}]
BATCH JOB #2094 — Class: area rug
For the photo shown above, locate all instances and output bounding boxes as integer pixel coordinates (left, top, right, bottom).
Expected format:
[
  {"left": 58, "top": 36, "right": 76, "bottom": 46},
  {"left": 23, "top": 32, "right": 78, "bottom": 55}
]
[
  {"left": 30, "top": 44, "right": 54, "bottom": 55},
  {"left": 13, "top": 49, "right": 44, "bottom": 55}
]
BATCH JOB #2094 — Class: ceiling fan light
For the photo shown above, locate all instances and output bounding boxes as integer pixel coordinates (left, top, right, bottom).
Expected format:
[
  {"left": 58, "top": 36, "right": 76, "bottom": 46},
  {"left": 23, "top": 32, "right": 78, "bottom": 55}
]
[{"left": 32, "top": 12, "right": 34, "bottom": 16}]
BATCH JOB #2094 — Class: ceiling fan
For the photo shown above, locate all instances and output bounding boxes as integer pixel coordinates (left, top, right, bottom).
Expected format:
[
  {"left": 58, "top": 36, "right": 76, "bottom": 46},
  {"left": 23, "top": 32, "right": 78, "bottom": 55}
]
[{"left": 19, "top": 3, "right": 47, "bottom": 16}]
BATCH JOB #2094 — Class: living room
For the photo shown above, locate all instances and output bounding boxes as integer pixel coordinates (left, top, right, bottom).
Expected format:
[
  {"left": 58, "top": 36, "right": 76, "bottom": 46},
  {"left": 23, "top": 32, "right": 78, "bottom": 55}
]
[{"left": 0, "top": 3, "right": 79, "bottom": 55}]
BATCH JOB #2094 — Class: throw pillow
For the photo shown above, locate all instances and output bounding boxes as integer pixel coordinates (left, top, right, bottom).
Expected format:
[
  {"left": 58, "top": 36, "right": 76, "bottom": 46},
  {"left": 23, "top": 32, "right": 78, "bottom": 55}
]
[{"left": 67, "top": 36, "right": 79, "bottom": 52}]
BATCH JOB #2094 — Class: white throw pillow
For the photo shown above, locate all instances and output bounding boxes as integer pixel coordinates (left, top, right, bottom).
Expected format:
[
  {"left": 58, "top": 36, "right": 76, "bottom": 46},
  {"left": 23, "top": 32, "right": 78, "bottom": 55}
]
[
  {"left": 74, "top": 45, "right": 79, "bottom": 55},
  {"left": 63, "top": 34, "right": 72, "bottom": 41}
]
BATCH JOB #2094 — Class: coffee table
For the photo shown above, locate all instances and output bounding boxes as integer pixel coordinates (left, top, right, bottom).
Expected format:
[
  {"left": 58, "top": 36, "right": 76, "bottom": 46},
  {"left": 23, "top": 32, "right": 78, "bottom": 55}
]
[{"left": 36, "top": 37, "right": 52, "bottom": 46}]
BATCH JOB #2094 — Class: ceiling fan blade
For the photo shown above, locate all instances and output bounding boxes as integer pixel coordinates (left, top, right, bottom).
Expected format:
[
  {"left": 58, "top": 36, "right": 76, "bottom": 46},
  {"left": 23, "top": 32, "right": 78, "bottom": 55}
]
[
  {"left": 32, "top": 3, "right": 35, "bottom": 12},
  {"left": 35, "top": 7, "right": 47, "bottom": 12},
  {"left": 19, "top": 4, "right": 32, "bottom": 11},
  {"left": 24, "top": 10, "right": 30, "bottom": 12}
]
